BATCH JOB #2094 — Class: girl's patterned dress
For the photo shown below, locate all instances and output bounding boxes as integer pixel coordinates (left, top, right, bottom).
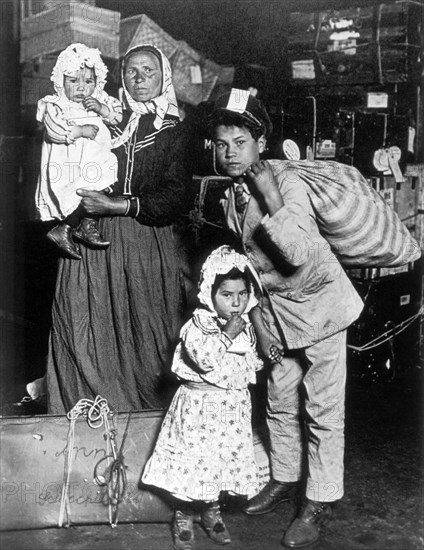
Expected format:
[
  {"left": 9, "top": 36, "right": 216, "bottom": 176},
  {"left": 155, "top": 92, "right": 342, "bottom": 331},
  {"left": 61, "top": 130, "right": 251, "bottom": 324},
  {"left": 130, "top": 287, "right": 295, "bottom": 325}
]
[{"left": 142, "top": 308, "right": 263, "bottom": 503}]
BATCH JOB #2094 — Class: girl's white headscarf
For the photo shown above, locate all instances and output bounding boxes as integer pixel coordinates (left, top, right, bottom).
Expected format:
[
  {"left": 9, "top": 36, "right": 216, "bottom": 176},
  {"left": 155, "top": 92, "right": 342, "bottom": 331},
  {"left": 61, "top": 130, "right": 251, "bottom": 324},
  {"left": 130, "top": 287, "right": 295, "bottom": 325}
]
[
  {"left": 111, "top": 43, "right": 179, "bottom": 149},
  {"left": 198, "top": 245, "right": 262, "bottom": 315}
]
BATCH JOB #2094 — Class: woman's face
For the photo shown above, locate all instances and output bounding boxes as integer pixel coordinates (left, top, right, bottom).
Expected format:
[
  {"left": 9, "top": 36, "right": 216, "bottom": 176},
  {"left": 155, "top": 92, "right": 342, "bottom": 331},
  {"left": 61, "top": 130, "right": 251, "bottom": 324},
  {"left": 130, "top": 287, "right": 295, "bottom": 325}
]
[{"left": 123, "top": 51, "right": 162, "bottom": 102}]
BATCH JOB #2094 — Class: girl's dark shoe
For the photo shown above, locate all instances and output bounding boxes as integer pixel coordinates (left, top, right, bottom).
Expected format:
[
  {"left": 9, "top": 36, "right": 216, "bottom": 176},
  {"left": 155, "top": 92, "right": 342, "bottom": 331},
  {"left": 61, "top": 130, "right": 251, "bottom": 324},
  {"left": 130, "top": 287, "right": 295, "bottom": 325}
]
[
  {"left": 282, "top": 499, "right": 333, "bottom": 548},
  {"left": 200, "top": 504, "right": 231, "bottom": 545},
  {"left": 73, "top": 217, "right": 110, "bottom": 248},
  {"left": 47, "top": 223, "right": 81, "bottom": 260},
  {"left": 172, "top": 510, "right": 195, "bottom": 550},
  {"left": 243, "top": 479, "right": 298, "bottom": 515}
]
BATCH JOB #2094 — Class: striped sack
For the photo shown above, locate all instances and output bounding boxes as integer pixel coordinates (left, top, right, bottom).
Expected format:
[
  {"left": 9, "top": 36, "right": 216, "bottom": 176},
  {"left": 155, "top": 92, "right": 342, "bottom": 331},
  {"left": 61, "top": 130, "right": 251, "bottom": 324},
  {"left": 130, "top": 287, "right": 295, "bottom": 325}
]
[{"left": 267, "top": 159, "right": 421, "bottom": 267}]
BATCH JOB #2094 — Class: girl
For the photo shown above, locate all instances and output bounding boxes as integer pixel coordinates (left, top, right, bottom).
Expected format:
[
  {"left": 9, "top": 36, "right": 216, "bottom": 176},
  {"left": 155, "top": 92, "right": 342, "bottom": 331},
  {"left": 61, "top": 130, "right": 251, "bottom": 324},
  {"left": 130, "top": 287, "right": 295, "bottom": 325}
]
[
  {"left": 35, "top": 43, "right": 122, "bottom": 259},
  {"left": 142, "top": 245, "right": 264, "bottom": 550}
]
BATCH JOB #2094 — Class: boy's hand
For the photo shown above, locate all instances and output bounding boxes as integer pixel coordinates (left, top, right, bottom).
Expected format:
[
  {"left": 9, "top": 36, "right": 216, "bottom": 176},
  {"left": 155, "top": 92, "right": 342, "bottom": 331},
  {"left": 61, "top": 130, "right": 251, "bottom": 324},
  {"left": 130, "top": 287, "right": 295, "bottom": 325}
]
[
  {"left": 245, "top": 161, "right": 283, "bottom": 216},
  {"left": 245, "top": 161, "right": 278, "bottom": 195},
  {"left": 81, "top": 124, "right": 99, "bottom": 140},
  {"left": 223, "top": 313, "right": 246, "bottom": 340},
  {"left": 83, "top": 97, "right": 102, "bottom": 114}
]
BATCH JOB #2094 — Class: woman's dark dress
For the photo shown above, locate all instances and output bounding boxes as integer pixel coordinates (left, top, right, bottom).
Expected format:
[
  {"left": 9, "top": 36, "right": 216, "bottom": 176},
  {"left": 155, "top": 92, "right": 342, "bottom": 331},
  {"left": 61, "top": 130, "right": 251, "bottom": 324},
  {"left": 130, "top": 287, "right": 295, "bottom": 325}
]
[{"left": 46, "top": 113, "right": 190, "bottom": 414}]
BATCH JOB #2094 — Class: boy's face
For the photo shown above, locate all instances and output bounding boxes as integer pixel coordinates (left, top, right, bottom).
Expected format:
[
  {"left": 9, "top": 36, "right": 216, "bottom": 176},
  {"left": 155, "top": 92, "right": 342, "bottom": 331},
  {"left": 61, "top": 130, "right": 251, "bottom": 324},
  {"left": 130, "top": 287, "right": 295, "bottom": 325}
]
[
  {"left": 63, "top": 67, "right": 96, "bottom": 103},
  {"left": 214, "top": 124, "right": 265, "bottom": 178},
  {"left": 212, "top": 278, "right": 249, "bottom": 320}
]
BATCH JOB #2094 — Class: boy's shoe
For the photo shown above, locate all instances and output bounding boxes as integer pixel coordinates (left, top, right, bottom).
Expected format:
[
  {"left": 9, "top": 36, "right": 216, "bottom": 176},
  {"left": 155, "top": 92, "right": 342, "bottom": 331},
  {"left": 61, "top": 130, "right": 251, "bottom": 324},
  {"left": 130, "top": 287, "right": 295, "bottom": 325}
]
[
  {"left": 172, "top": 510, "right": 195, "bottom": 550},
  {"left": 282, "top": 499, "right": 333, "bottom": 548},
  {"left": 200, "top": 504, "right": 231, "bottom": 545},
  {"left": 73, "top": 218, "right": 110, "bottom": 248},
  {"left": 243, "top": 479, "right": 298, "bottom": 515},
  {"left": 47, "top": 223, "right": 81, "bottom": 260}
]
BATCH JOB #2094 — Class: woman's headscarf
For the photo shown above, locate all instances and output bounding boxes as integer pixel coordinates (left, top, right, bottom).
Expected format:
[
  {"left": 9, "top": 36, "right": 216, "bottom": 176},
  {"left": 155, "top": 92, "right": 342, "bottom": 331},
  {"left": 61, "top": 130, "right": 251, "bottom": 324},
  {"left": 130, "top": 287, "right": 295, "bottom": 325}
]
[
  {"left": 198, "top": 245, "right": 262, "bottom": 316},
  {"left": 111, "top": 43, "right": 179, "bottom": 149}
]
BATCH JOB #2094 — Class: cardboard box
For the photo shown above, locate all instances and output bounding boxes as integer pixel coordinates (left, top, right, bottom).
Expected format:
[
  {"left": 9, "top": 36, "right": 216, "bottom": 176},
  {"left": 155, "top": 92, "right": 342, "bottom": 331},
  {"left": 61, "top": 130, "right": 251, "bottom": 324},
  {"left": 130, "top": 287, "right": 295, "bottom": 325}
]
[
  {"left": 20, "top": 2, "right": 120, "bottom": 62},
  {"left": 172, "top": 41, "right": 219, "bottom": 106},
  {"left": 120, "top": 14, "right": 180, "bottom": 59}
]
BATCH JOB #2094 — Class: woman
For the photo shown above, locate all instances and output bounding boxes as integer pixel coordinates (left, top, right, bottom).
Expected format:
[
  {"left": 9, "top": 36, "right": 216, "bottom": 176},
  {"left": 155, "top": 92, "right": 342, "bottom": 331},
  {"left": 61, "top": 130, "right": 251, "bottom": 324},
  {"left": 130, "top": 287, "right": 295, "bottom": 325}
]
[{"left": 46, "top": 44, "right": 191, "bottom": 413}]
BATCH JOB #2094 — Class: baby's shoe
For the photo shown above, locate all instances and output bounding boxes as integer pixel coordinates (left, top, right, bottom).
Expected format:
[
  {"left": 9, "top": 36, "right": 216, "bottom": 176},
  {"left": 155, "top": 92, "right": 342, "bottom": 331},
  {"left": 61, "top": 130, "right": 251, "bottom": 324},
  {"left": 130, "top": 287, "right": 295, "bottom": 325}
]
[
  {"left": 73, "top": 217, "right": 110, "bottom": 249},
  {"left": 172, "top": 510, "right": 195, "bottom": 550},
  {"left": 46, "top": 223, "right": 81, "bottom": 260},
  {"left": 200, "top": 503, "right": 231, "bottom": 545}
]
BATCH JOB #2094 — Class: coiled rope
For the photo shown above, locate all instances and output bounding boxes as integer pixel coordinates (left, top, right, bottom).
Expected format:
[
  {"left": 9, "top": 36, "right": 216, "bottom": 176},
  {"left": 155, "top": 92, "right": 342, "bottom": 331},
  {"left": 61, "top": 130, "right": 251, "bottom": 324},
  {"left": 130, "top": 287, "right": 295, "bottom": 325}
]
[{"left": 58, "top": 396, "right": 130, "bottom": 528}]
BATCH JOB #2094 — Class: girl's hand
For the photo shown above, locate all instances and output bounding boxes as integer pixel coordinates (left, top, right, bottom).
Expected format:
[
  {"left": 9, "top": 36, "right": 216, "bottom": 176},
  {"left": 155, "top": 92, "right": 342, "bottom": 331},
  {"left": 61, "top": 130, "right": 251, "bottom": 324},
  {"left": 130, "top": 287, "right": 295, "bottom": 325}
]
[
  {"left": 268, "top": 345, "right": 284, "bottom": 364},
  {"left": 76, "top": 189, "right": 127, "bottom": 217},
  {"left": 81, "top": 124, "right": 99, "bottom": 140},
  {"left": 223, "top": 313, "right": 246, "bottom": 340}
]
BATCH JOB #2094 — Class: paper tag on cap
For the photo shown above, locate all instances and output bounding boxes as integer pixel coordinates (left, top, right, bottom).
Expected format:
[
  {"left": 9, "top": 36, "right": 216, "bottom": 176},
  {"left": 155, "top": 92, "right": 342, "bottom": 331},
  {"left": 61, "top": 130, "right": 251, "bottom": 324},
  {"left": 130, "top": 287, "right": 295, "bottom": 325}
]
[{"left": 226, "top": 89, "right": 250, "bottom": 113}]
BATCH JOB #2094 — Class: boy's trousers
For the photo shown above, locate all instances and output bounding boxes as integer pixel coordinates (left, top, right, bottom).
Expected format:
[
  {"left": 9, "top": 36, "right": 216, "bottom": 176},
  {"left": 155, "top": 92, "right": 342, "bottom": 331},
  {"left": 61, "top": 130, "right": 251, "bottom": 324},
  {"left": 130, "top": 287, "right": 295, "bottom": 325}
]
[{"left": 267, "top": 331, "right": 347, "bottom": 502}]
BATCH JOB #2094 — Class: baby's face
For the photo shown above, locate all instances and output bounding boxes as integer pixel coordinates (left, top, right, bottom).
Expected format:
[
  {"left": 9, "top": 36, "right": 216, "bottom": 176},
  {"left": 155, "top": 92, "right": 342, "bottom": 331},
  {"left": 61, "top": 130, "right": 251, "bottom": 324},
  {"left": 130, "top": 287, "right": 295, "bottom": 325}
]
[
  {"left": 63, "top": 66, "right": 96, "bottom": 103},
  {"left": 212, "top": 278, "right": 249, "bottom": 320}
]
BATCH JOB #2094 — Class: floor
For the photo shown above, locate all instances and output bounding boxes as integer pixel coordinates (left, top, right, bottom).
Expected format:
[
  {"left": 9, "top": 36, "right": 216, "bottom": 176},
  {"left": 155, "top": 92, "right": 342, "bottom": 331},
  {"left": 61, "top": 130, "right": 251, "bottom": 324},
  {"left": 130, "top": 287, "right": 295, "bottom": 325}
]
[{"left": 1, "top": 370, "right": 423, "bottom": 550}]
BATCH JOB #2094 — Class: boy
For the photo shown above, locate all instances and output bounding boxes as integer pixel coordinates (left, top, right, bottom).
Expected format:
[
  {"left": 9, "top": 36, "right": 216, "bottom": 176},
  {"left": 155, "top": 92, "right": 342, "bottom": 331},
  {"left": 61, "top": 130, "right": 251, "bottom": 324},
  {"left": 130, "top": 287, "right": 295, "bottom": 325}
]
[{"left": 209, "top": 89, "right": 364, "bottom": 548}]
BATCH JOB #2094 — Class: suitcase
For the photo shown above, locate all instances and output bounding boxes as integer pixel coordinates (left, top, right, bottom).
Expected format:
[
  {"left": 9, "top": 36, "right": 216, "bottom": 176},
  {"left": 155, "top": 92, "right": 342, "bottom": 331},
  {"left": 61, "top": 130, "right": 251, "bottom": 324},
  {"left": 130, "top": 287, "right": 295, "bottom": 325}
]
[{"left": 0, "top": 408, "right": 269, "bottom": 530}]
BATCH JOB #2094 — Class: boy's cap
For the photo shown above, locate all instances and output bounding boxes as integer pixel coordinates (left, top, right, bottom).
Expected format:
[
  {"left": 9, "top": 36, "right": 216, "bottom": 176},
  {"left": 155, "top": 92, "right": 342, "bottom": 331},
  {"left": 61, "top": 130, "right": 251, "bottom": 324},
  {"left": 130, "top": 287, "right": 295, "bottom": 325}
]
[{"left": 211, "top": 89, "right": 273, "bottom": 137}]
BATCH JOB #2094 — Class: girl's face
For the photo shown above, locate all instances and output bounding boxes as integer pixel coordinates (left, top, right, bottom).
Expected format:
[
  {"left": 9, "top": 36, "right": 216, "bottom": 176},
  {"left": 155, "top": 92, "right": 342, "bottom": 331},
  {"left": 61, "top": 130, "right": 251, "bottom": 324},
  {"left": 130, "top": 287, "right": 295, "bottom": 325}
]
[
  {"left": 212, "top": 278, "right": 249, "bottom": 320},
  {"left": 123, "top": 51, "right": 162, "bottom": 102},
  {"left": 63, "top": 67, "right": 96, "bottom": 103}
]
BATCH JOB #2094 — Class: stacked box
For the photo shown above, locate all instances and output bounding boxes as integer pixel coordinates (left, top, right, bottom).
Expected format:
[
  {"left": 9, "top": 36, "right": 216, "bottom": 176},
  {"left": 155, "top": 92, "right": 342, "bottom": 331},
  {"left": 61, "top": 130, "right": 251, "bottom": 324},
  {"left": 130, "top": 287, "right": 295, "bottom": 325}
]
[
  {"left": 171, "top": 41, "right": 219, "bottom": 106},
  {"left": 287, "top": 3, "right": 416, "bottom": 85},
  {"left": 21, "top": 57, "right": 56, "bottom": 106},
  {"left": 20, "top": 2, "right": 120, "bottom": 62},
  {"left": 119, "top": 14, "right": 180, "bottom": 59}
]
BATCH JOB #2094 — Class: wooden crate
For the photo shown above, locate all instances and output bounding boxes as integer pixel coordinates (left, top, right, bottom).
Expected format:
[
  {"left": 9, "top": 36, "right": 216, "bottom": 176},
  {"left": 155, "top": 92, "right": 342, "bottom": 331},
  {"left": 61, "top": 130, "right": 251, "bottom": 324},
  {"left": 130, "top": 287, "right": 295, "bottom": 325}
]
[
  {"left": 171, "top": 41, "right": 219, "bottom": 106},
  {"left": 119, "top": 14, "right": 180, "bottom": 59},
  {"left": 20, "top": 2, "right": 120, "bottom": 62}
]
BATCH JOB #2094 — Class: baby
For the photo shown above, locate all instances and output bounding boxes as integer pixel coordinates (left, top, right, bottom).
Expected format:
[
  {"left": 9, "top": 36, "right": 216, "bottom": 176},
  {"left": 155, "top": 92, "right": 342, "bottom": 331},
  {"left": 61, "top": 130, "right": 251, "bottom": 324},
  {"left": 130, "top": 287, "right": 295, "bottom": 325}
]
[{"left": 35, "top": 43, "right": 122, "bottom": 259}]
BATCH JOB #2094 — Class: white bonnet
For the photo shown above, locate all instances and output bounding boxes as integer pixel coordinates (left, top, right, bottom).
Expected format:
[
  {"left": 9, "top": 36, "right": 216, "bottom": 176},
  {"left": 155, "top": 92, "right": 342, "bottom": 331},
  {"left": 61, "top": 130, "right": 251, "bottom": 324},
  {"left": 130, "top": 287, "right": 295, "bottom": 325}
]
[
  {"left": 198, "top": 245, "right": 261, "bottom": 314},
  {"left": 50, "top": 43, "right": 108, "bottom": 93}
]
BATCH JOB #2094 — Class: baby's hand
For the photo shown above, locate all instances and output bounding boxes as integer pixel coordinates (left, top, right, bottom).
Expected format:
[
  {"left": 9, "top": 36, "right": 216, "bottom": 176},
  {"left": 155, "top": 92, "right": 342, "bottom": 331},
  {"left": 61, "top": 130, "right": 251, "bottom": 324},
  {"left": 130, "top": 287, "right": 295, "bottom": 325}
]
[
  {"left": 83, "top": 97, "right": 102, "bottom": 114},
  {"left": 81, "top": 124, "right": 99, "bottom": 140},
  {"left": 223, "top": 313, "right": 246, "bottom": 340}
]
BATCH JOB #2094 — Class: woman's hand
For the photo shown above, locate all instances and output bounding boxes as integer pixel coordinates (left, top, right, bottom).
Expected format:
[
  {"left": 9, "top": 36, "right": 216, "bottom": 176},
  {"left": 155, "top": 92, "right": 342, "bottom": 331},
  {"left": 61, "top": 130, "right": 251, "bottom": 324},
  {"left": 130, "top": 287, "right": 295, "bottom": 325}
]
[
  {"left": 76, "top": 189, "right": 128, "bottom": 217},
  {"left": 245, "top": 161, "right": 283, "bottom": 216},
  {"left": 223, "top": 313, "right": 246, "bottom": 340}
]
